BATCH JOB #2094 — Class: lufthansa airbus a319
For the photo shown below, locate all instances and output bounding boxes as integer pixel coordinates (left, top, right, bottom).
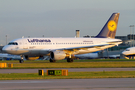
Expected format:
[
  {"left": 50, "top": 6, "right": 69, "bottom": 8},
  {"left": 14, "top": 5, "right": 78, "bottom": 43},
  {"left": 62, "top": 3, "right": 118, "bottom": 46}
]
[{"left": 2, "top": 13, "right": 122, "bottom": 63}]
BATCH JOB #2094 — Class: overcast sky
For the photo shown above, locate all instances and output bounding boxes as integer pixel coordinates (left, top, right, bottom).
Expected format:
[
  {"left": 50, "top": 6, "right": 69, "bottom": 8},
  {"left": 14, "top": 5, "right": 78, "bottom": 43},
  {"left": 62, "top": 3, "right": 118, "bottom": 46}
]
[{"left": 0, "top": 0, "right": 135, "bottom": 45}]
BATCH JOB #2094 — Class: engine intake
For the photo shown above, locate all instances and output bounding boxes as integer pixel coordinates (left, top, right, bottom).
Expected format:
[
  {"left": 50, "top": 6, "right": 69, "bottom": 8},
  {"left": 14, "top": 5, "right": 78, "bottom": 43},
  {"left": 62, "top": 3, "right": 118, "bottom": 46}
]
[{"left": 50, "top": 51, "right": 66, "bottom": 60}]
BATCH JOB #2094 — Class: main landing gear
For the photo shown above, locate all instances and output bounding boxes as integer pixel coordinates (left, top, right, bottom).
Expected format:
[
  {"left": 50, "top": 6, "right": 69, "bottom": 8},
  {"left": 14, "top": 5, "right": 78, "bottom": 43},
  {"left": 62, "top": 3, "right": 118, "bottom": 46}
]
[
  {"left": 67, "top": 58, "right": 74, "bottom": 62},
  {"left": 67, "top": 54, "right": 74, "bottom": 62},
  {"left": 49, "top": 58, "right": 74, "bottom": 62},
  {"left": 49, "top": 58, "right": 56, "bottom": 62}
]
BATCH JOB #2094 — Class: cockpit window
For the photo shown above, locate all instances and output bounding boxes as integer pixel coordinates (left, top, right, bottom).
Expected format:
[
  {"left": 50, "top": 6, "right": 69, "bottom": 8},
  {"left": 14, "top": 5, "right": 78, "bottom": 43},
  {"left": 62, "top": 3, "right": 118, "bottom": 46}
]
[
  {"left": 8, "top": 42, "right": 18, "bottom": 45},
  {"left": 125, "top": 49, "right": 130, "bottom": 51}
]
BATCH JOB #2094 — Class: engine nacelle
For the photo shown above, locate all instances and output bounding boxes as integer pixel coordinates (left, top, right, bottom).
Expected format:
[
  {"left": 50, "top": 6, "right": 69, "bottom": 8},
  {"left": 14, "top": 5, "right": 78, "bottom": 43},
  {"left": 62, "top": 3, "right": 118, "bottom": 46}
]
[{"left": 50, "top": 51, "right": 66, "bottom": 60}]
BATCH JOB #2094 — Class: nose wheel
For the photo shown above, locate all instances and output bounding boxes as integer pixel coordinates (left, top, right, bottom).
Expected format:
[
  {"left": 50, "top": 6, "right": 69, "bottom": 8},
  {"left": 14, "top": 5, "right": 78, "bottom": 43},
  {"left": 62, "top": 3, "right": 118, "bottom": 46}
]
[
  {"left": 19, "top": 55, "right": 24, "bottom": 63},
  {"left": 19, "top": 59, "right": 24, "bottom": 63}
]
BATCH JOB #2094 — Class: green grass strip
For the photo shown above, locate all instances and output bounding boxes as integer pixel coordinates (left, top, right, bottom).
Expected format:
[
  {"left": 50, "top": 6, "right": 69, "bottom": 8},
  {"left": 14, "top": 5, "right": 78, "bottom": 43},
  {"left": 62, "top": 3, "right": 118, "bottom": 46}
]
[
  {"left": 1, "top": 59, "right": 135, "bottom": 68},
  {"left": 13, "top": 62, "right": 135, "bottom": 68},
  {"left": 0, "top": 71, "right": 135, "bottom": 80},
  {"left": 7, "top": 62, "right": 135, "bottom": 68},
  {"left": 1, "top": 59, "right": 135, "bottom": 63}
]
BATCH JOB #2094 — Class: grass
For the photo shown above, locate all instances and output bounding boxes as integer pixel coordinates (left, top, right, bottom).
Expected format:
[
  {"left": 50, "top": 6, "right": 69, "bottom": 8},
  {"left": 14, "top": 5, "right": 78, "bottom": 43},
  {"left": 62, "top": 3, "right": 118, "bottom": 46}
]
[
  {"left": 1, "top": 59, "right": 135, "bottom": 68},
  {"left": 0, "top": 71, "right": 135, "bottom": 80},
  {"left": 1, "top": 59, "right": 135, "bottom": 80},
  {"left": 1, "top": 59, "right": 135, "bottom": 63}
]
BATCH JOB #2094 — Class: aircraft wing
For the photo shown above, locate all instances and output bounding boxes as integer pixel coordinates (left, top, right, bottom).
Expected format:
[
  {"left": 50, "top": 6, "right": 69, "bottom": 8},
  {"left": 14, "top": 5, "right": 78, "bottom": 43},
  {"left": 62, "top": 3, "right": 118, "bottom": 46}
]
[
  {"left": 53, "top": 41, "right": 122, "bottom": 51},
  {"left": 49, "top": 43, "right": 113, "bottom": 52}
]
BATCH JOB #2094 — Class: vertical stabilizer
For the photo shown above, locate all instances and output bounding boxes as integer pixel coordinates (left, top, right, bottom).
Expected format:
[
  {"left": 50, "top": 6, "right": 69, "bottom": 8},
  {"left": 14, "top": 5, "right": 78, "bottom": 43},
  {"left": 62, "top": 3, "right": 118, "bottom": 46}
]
[{"left": 96, "top": 13, "right": 120, "bottom": 38}]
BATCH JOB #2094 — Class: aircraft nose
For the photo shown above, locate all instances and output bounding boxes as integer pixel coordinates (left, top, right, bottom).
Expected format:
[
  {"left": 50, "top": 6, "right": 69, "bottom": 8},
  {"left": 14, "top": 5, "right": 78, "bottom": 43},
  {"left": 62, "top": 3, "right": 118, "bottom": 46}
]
[
  {"left": 2, "top": 45, "right": 18, "bottom": 55},
  {"left": 2, "top": 46, "right": 9, "bottom": 53},
  {"left": 121, "top": 51, "right": 125, "bottom": 56},
  {"left": 122, "top": 51, "right": 126, "bottom": 55}
]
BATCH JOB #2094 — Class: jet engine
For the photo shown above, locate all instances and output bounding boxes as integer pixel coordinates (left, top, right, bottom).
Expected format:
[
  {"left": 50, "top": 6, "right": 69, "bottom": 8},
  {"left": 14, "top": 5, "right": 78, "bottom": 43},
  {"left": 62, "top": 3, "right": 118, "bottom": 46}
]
[{"left": 50, "top": 51, "right": 66, "bottom": 60}]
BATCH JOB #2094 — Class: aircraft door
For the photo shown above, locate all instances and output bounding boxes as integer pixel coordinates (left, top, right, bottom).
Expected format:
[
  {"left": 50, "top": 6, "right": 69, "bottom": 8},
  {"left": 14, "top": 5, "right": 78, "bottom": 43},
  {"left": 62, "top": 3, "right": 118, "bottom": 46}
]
[{"left": 23, "top": 40, "right": 28, "bottom": 49}]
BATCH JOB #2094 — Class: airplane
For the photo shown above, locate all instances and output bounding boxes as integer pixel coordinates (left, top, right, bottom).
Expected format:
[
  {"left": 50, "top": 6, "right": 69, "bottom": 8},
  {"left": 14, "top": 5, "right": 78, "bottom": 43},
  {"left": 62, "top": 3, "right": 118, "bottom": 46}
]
[
  {"left": 0, "top": 53, "right": 21, "bottom": 60},
  {"left": 2, "top": 13, "right": 122, "bottom": 63},
  {"left": 122, "top": 47, "right": 135, "bottom": 59}
]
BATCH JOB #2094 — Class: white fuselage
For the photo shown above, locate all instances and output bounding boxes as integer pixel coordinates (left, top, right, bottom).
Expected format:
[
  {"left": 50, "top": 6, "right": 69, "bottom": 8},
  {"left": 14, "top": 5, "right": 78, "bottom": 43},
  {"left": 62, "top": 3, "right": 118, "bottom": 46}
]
[
  {"left": 3, "top": 37, "right": 122, "bottom": 56},
  {"left": 122, "top": 47, "right": 135, "bottom": 56}
]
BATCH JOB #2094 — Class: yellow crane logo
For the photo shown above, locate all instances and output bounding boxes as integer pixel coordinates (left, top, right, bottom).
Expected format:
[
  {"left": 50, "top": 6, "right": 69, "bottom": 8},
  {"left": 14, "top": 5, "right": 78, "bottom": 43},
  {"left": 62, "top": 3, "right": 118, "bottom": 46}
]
[{"left": 107, "top": 20, "right": 117, "bottom": 31}]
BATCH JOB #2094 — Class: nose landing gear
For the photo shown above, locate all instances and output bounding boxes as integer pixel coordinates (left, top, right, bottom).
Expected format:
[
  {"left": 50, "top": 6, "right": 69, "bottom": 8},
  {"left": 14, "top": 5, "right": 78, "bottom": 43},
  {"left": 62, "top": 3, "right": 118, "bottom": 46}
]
[{"left": 19, "top": 55, "right": 24, "bottom": 63}]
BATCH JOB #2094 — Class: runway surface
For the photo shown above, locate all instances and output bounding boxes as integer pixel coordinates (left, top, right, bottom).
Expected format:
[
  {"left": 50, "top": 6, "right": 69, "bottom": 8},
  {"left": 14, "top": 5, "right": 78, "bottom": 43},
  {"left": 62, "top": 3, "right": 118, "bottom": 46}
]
[
  {"left": 1, "top": 68, "right": 135, "bottom": 90},
  {"left": 1, "top": 68, "right": 135, "bottom": 73},
  {"left": 0, "top": 78, "right": 135, "bottom": 90}
]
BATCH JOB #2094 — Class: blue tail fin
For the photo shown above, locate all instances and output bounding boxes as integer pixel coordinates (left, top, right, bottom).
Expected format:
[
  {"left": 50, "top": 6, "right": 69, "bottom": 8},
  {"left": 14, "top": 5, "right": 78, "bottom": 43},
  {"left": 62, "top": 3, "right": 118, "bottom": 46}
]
[{"left": 96, "top": 13, "right": 120, "bottom": 39}]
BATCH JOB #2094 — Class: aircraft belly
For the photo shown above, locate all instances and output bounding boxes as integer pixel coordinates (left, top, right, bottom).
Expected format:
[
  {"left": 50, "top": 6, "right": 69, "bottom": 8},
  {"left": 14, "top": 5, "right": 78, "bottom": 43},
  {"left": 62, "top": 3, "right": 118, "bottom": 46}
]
[
  {"left": 28, "top": 50, "right": 39, "bottom": 55},
  {"left": 28, "top": 50, "right": 49, "bottom": 56},
  {"left": 6, "top": 50, "right": 29, "bottom": 55},
  {"left": 39, "top": 50, "right": 49, "bottom": 55},
  {"left": 11, "top": 49, "right": 49, "bottom": 56},
  {"left": 16, "top": 50, "right": 29, "bottom": 54},
  {"left": 125, "top": 54, "right": 135, "bottom": 56}
]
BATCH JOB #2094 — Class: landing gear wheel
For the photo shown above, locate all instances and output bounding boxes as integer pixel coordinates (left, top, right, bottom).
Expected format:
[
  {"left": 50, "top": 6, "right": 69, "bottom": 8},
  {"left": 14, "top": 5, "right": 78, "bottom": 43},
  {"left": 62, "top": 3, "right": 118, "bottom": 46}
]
[
  {"left": 50, "top": 59, "right": 56, "bottom": 62},
  {"left": 19, "top": 59, "right": 24, "bottom": 63},
  {"left": 67, "top": 58, "right": 73, "bottom": 62},
  {"left": 20, "top": 55, "right": 24, "bottom": 63}
]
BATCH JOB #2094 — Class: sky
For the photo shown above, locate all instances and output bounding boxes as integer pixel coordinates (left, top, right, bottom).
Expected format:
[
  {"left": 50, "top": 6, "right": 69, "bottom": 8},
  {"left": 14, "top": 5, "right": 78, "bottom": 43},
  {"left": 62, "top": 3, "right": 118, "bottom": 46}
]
[{"left": 0, "top": 0, "right": 135, "bottom": 45}]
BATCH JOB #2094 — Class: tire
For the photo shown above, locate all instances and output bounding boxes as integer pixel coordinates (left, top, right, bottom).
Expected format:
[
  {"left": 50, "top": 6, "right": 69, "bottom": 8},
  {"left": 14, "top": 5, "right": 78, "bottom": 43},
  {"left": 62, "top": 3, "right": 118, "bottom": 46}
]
[
  {"left": 50, "top": 59, "right": 56, "bottom": 62},
  {"left": 67, "top": 58, "right": 73, "bottom": 62},
  {"left": 19, "top": 60, "right": 24, "bottom": 63}
]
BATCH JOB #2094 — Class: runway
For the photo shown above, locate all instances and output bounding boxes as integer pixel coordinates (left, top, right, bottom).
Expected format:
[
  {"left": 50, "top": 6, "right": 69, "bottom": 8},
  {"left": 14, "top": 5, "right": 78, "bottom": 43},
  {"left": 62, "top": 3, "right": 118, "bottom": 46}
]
[
  {"left": 1, "top": 68, "right": 135, "bottom": 90},
  {"left": 0, "top": 78, "right": 135, "bottom": 90},
  {"left": 1, "top": 68, "right": 135, "bottom": 73}
]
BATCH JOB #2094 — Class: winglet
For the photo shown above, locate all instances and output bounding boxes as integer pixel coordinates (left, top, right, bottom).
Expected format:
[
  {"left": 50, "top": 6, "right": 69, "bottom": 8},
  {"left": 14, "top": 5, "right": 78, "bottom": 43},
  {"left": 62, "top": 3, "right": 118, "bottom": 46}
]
[{"left": 96, "top": 13, "right": 120, "bottom": 39}]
